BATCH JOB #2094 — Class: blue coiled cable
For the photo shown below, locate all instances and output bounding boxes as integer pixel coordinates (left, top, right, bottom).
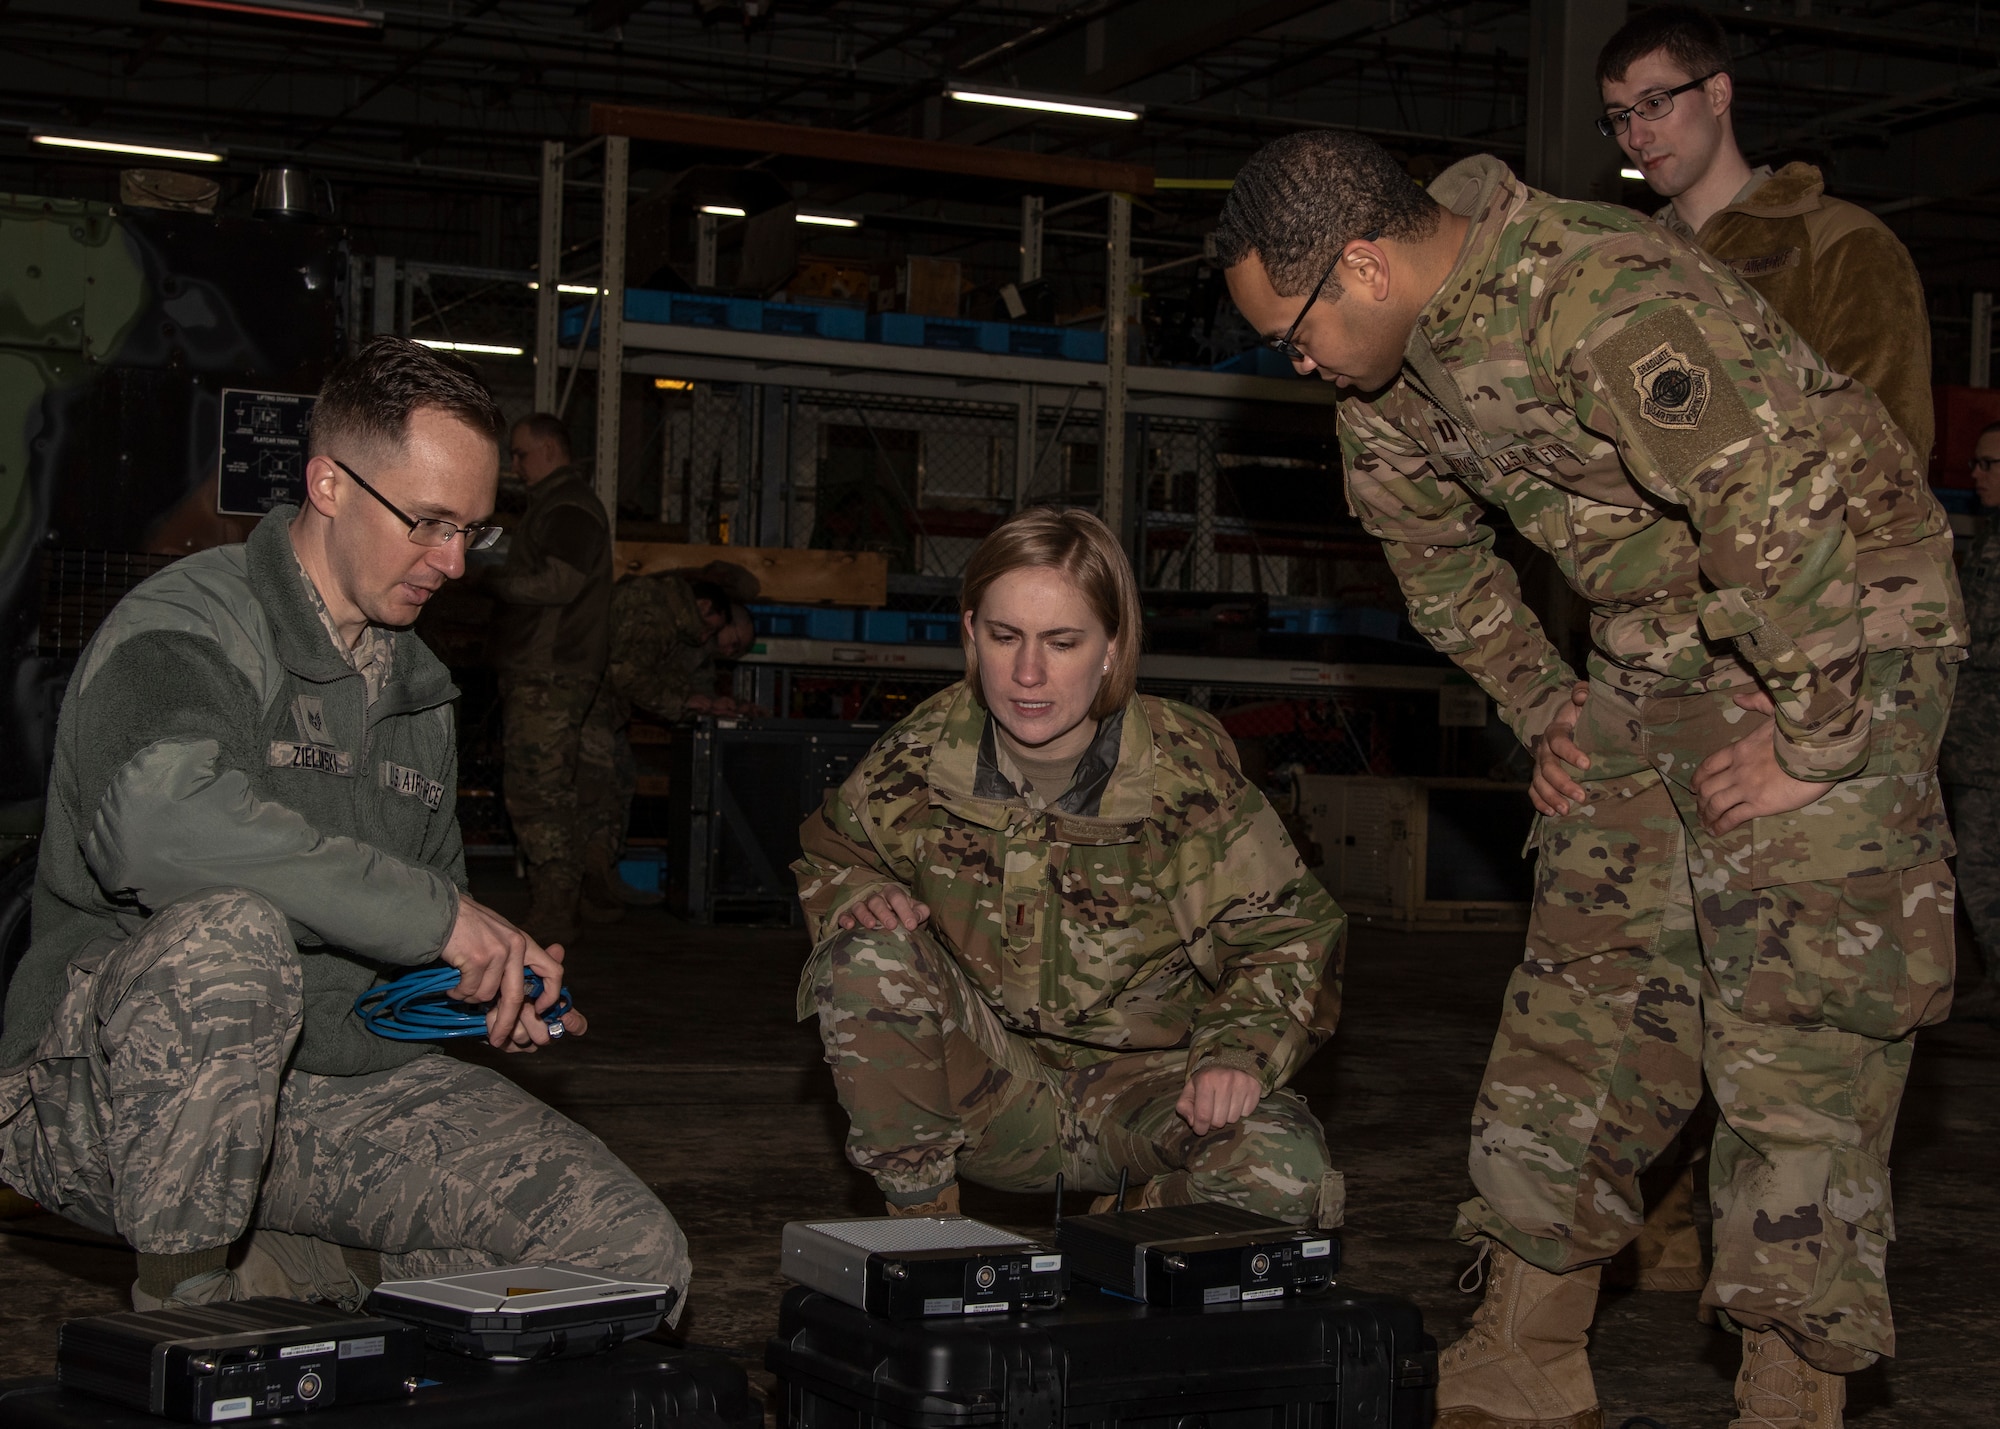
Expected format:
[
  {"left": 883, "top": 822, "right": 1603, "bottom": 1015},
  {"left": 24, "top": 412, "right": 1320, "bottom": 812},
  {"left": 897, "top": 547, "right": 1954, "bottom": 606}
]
[{"left": 354, "top": 966, "right": 575, "bottom": 1041}]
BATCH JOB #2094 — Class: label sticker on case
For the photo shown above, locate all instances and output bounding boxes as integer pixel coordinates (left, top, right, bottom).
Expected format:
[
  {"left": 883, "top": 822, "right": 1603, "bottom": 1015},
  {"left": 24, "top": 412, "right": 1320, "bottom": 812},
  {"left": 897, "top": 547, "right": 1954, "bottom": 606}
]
[
  {"left": 1031, "top": 1255, "right": 1062, "bottom": 1273},
  {"left": 281, "top": 1341, "right": 336, "bottom": 1358},
  {"left": 1302, "top": 1240, "right": 1332, "bottom": 1259},
  {"left": 1243, "top": 1286, "right": 1285, "bottom": 1301},
  {"left": 923, "top": 1298, "right": 963, "bottom": 1315},
  {"left": 1203, "top": 1286, "right": 1241, "bottom": 1304},
  {"left": 211, "top": 1399, "right": 253, "bottom": 1423},
  {"left": 964, "top": 1301, "right": 1010, "bottom": 1314},
  {"left": 340, "top": 1337, "right": 386, "bottom": 1359}
]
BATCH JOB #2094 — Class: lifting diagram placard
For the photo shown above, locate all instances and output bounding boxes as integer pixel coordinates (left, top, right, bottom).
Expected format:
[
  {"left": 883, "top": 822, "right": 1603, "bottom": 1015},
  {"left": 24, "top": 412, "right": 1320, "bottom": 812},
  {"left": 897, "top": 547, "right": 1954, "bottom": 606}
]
[{"left": 217, "top": 388, "right": 317, "bottom": 515}]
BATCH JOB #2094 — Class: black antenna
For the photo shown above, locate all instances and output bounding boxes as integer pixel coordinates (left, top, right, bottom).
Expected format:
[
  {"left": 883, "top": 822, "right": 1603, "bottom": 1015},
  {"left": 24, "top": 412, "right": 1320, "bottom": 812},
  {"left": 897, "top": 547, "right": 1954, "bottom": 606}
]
[
  {"left": 1052, "top": 1171, "right": 1064, "bottom": 1232},
  {"left": 1114, "top": 1167, "right": 1129, "bottom": 1213}
]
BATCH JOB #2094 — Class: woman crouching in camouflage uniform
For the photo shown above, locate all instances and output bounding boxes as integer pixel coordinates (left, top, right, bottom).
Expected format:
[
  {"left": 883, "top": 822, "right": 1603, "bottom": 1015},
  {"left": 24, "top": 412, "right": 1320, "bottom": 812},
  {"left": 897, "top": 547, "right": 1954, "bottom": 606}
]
[{"left": 791, "top": 508, "right": 1345, "bottom": 1224}]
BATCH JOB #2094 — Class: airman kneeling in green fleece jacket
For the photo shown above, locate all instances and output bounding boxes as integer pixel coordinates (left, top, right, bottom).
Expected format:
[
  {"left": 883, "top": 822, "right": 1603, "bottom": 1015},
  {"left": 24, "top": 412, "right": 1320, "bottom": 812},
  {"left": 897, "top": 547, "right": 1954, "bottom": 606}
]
[{"left": 0, "top": 337, "right": 689, "bottom": 1314}]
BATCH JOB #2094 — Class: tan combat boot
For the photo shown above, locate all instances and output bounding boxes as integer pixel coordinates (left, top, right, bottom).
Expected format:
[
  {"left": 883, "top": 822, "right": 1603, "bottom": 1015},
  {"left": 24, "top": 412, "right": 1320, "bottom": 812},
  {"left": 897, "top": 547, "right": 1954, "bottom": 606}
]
[
  {"left": 1435, "top": 1244, "right": 1603, "bottom": 1429},
  {"left": 886, "top": 1184, "right": 960, "bottom": 1217},
  {"left": 1730, "top": 1329, "right": 1844, "bottom": 1429}
]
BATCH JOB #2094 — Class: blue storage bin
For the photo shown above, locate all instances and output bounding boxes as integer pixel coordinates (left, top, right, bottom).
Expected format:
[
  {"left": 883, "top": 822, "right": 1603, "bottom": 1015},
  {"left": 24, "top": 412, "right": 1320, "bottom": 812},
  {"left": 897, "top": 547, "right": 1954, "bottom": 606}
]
[
  {"left": 871, "top": 312, "right": 1003, "bottom": 352},
  {"left": 1003, "top": 324, "right": 1106, "bottom": 362},
  {"left": 760, "top": 301, "right": 867, "bottom": 341},
  {"left": 618, "top": 850, "right": 666, "bottom": 894},
  {"left": 859, "top": 611, "right": 909, "bottom": 643},
  {"left": 753, "top": 604, "right": 858, "bottom": 641},
  {"left": 907, "top": 612, "right": 961, "bottom": 644}
]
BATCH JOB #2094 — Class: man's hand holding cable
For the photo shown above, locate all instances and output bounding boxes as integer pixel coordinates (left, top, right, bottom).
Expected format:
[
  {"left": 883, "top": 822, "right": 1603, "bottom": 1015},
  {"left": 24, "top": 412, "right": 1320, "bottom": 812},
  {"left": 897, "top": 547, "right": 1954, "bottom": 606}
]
[
  {"left": 439, "top": 892, "right": 584, "bottom": 1051},
  {"left": 1528, "top": 683, "right": 1591, "bottom": 817},
  {"left": 1691, "top": 689, "right": 1830, "bottom": 835},
  {"left": 836, "top": 885, "right": 931, "bottom": 932}
]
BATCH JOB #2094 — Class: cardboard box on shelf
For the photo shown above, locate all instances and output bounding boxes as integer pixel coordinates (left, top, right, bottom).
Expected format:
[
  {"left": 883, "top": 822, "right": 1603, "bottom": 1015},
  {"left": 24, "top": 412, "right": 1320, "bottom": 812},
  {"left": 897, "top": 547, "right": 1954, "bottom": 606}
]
[{"left": 902, "top": 255, "right": 963, "bottom": 317}]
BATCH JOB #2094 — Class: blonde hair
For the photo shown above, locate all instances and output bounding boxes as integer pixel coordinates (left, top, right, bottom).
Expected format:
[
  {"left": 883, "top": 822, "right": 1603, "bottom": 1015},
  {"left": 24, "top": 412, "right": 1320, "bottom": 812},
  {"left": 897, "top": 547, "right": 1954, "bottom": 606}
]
[{"left": 960, "top": 507, "right": 1142, "bottom": 721}]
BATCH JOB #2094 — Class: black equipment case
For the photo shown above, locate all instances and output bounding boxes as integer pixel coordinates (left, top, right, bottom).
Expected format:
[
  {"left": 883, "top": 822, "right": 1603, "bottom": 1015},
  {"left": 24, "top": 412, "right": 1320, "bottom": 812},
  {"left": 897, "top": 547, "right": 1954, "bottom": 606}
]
[
  {"left": 0, "top": 1339, "right": 757, "bottom": 1429},
  {"left": 767, "top": 1284, "right": 1436, "bottom": 1429}
]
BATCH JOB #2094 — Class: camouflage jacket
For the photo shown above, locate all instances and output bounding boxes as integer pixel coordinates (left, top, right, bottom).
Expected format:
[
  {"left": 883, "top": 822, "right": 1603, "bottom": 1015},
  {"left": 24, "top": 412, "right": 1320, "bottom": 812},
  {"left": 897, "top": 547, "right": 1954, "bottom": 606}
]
[
  {"left": 608, "top": 574, "right": 714, "bottom": 721},
  {"left": 1943, "top": 512, "right": 2000, "bottom": 788},
  {"left": 1338, "top": 156, "right": 1962, "bottom": 784},
  {"left": 791, "top": 684, "right": 1344, "bottom": 1092}
]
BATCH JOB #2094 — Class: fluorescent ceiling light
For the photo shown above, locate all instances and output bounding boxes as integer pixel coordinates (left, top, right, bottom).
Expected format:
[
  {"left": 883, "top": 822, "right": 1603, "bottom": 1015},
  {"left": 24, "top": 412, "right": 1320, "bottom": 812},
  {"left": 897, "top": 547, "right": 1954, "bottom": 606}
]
[
  {"left": 945, "top": 84, "right": 1142, "bottom": 121},
  {"left": 153, "top": 0, "right": 385, "bottom": 28},
  {"left": 415, "top": 339, "right": 524, "bottom": 356},
  {"left": 32, "top": 133, "right": 225, "bottom": 163},
  {"left": 526, "top": 282, "right": 600, "bottom": 294},
  {"left": 1620, "top": 167, "right": 1644, "bottom": 180},
  {"left": 796, "top": 213, "right": 859, "bottom": 228},
  {"left": 699, "top": 204, "right": 746, "bottom": 217},
  {"left": 654, "top": 378, "right": 693, "bottom": 390}
]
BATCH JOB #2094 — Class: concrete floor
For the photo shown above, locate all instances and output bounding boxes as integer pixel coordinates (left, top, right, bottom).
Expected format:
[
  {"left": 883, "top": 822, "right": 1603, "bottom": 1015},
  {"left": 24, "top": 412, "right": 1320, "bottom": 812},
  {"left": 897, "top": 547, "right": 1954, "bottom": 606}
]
[{"left": 3, "top": 863, "right": 1996, "bottom": 1426}]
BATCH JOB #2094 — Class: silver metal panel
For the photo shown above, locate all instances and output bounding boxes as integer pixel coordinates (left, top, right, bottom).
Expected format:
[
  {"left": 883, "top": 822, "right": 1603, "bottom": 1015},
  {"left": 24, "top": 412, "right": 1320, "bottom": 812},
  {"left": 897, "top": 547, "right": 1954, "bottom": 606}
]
[{"left": 779, "top": 1216, "right": 1036, "bottom": 1306}]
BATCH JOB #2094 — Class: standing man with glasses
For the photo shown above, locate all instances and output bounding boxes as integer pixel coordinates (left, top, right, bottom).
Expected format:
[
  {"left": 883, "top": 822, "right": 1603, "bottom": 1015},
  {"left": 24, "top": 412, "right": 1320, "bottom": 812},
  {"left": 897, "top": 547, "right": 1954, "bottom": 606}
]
[
  {"left": 1598, "top": 4, "right": 1934, "bottom": 459},
  {"left": 1215, "top": 127, "right": 1960, "bottom": 1429},
  {"left": 0, "top": 337, "right": 689, "bottom": 1313},
  {"left": 1942, "top": 422, "right": 2000, "bottom": 1021},
  {"left": 487, "top": 413, "right": 613, "bottom": 945},
  {"left": 1590, "top": 0, "right": 1941, "bottom": 1313}
]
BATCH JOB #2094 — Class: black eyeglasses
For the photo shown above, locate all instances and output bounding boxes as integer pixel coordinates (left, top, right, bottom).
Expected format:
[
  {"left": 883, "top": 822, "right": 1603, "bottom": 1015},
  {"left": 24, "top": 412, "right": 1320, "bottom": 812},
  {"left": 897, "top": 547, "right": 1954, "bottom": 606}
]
[
  {"left": 1265, "top": 230, "right": 1381, "bottom": 364},
  {"left": 1597, "top": 72, "right": 1721, "bottom": 137},
  {"left": 1974, "top": 456, "right": 2000, "bottom": 473},
  {"left": 330, "top": 457, "right": 503, "bottom": 550}
]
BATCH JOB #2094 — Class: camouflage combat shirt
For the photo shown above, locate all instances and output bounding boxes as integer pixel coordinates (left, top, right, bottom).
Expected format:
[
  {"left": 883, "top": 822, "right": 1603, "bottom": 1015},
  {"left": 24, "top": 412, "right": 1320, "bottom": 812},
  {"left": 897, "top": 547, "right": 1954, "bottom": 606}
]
[
  {"left": 607, "top": 574, "right": 715, "bottom": 721},
  {"left": 792, "top": 684, "right": 1344, "bottom": 1092},
  {"left": 1338, "top": 155, "right": 1963, "bottom": 783}
]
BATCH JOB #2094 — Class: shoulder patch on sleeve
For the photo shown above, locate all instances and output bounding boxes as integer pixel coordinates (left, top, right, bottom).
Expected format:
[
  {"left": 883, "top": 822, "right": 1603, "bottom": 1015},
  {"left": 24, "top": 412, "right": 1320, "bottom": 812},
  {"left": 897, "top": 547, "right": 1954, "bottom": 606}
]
[{"left": 1591, "top": 307, "right": 1761, "bottom": 480}]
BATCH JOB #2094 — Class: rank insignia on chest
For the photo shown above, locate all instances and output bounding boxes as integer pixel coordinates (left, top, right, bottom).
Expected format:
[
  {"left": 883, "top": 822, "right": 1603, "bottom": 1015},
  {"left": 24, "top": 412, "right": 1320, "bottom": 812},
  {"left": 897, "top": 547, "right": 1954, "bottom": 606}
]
[
  {"left": 290, "top": 693, "right": 335, "bottom": 747},
  {"left": 1627, "top": 341, "right": 1711, "bottom": 430}
]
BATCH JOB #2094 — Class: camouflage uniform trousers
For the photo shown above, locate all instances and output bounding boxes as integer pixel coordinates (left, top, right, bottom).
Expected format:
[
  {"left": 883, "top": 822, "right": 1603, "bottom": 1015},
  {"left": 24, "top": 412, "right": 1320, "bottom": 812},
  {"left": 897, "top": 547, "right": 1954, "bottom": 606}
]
[
  {"left": 806, "top": 924, "right": 1333, "bottom": 1225},
  {"left": 575, "top": 685, "right": 636, "bottom": 869},
  {"left": 0, "top": 888, "right": 689, "bottom": 1316},
  {"left": 500, "top": 672, "right": 604, "bottom": 889},
  {"left": 1946, "top": 784, "right": 2000, "bottom": 984},
  {"left": 1458, "top": 656, "right": 1956, "bottom": 1374}
]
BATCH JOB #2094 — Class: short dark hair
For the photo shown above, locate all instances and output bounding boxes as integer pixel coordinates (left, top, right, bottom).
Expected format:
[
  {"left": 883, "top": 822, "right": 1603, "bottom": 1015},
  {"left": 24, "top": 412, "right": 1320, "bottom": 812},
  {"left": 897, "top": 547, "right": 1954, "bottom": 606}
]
[
  {"left": 688, "top": 580, "right": 732, "bottom": 621},
  {"left": 309, "top": 336, "right": 504, "bottom": 460},
  {"left": 1977, "top": 419, "right": 2000, "bottom": 445},
  {"left": 1596, "top": 5, "right": 1731, "bottom": 89},
  {"left": 1210, "top": 131, "right": 1439, "bottom": 299},
  {"left": 513, "top": 411, "right": 573, "bottom": 461}
]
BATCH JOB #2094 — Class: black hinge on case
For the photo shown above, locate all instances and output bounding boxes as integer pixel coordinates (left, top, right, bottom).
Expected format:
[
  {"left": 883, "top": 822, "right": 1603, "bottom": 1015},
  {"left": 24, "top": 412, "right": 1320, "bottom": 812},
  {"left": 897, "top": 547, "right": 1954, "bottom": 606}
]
[{"left": 1002, "top": 1343, "right": 1063, "bottom": 1429}]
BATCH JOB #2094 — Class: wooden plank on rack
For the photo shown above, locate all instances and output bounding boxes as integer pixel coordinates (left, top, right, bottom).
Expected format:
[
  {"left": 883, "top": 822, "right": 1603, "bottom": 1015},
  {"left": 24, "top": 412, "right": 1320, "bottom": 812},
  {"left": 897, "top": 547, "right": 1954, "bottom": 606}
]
[{"left": 612, "top": 542, "right": 890, "bottom": 608}]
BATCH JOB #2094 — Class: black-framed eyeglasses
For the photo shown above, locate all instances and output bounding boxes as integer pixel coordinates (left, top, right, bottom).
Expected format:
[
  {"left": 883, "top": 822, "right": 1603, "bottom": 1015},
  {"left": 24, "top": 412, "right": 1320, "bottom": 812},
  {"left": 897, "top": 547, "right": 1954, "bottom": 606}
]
[
  {"left": 1265, "top": 230, "right": 1381, "bottom": 365},
  {"left": 1974, "top": 456, "right": 2000, "bottom": 473},
  {"left": 329, "top": 457, "right": 503, "bottom": 550},
  {"left": 1597, "top": 72, "right": 1721, "bottom": 137}
]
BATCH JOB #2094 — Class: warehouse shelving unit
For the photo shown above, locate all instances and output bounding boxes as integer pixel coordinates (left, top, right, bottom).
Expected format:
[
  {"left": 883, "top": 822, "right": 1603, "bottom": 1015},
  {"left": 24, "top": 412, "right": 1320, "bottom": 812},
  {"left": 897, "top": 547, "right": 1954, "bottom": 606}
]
[{"left": 534, "top": 104, "right": 1468, "bottom": 732}]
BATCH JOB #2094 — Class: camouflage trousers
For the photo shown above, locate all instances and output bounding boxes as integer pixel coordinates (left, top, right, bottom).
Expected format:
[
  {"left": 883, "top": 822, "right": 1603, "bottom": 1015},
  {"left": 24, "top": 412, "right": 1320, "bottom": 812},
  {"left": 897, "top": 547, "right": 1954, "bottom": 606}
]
[
  {"left": 803, "top": 925, "right": 1334, "bottom": 1225},
  {"left": 574, "top": 686, "right": 636, "bottom": 868},
  {"left": 0, "top": 889, "right": 689, "bottom": 1316},
  {"left": 1947, "top": 784, "right": 2000, "bottom": 979},
  {"left": 500, "top": 673, "right": 605, "bottom": 890},
  {"left": 1459, "top": 667, "right": 1956, "bottom": 1374}
]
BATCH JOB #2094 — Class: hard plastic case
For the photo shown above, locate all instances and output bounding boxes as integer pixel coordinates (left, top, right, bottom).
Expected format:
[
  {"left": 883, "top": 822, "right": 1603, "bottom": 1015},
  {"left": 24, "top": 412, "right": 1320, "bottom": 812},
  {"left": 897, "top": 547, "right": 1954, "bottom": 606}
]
[
  {"left": 768, "top": 1283, "right": 1437, "bottom": 1429},
  {"left": 0, "top": 1340, "right": 757, "bottom": 1429}
]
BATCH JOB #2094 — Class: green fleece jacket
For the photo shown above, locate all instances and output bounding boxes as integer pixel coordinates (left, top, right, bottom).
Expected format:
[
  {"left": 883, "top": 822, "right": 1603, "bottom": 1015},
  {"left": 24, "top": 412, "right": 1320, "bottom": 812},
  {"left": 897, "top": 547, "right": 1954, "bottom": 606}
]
[{"left": 0, "top": 507, "right": 466, "bottom": 1075}]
